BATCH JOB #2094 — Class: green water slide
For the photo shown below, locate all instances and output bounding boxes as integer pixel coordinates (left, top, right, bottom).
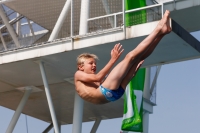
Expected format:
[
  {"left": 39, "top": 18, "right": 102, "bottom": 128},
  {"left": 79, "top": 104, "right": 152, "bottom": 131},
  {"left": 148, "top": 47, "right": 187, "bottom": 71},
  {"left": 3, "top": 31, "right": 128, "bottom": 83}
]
[{"left": 125, "top": 0, "right": 147, "bottom": 26}]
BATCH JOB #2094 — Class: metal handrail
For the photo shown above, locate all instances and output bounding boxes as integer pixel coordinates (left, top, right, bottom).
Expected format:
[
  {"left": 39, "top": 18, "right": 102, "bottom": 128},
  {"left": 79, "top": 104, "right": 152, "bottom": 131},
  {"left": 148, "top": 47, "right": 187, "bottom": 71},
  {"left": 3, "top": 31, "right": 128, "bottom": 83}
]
[
  {"left": 88, "top": 3, "right": 162, "bottom": 22},
  {"left": 87, "top": 2, "right": 163, "bottom": 34}
]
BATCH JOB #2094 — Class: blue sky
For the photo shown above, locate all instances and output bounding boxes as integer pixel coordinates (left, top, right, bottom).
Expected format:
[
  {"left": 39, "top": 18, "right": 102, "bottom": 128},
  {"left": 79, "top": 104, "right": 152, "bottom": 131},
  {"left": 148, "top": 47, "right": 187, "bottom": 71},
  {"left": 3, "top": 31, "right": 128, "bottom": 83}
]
[{"left": 0, "top": 31, "right": 200, "bottom": 133}]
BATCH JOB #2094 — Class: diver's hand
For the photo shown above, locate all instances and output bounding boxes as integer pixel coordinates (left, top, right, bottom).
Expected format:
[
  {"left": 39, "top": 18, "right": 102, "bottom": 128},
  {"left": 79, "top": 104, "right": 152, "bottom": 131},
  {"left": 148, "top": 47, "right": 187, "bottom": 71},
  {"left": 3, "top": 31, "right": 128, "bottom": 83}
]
[{"left": 110, "top": 43, "right": 124, "bottom": 62}]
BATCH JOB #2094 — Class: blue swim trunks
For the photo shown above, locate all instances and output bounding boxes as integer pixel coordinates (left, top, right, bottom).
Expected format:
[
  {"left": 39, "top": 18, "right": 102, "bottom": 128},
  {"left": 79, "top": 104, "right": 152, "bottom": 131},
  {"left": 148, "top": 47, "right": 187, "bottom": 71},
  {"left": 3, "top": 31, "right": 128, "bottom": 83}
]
[{"left": 99, "top": 85, "right": 125, "bottom": 102}]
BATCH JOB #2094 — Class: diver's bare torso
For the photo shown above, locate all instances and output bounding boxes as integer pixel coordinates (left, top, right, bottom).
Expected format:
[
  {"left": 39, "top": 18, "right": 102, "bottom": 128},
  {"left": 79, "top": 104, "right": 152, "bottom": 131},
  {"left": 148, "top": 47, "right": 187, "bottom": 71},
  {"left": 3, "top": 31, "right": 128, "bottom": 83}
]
[{"left": 75, "top": 80, "right": 108, "bottom": 104}]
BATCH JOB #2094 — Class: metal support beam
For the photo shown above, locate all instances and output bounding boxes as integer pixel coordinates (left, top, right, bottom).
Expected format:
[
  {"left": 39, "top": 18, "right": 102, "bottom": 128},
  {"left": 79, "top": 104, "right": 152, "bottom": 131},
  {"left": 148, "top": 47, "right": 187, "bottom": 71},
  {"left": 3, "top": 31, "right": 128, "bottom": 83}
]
[
  {"left": 150, "top": 66, "right": 161, "bottom": 95},
  {"left": 16, "top": 13, "right": 22, "bottom": 37},
  {"left": 75, "top": 6, "right": 89, "bottom": 133},
  {"left": 48, "top": 0, "right": 71, "bottom": 41},
  {"left": 143, "top": 67, "right": 151, "bottom": 100},
  {"left": 72, "top": 92, "right": 84, "bottom": 133},
  {"left": 6, "top": 87, "right": 32, "bottom": 133},
  {"left": 26, "top": 18, "right": 35, "bottom": 37},
  {"left": 0, "top": 4, "right": 21, "bottom": 47},
  {"left": 39, "top": 61, "right": 60, "bottom": 133},
  {"left": 69, "top": 0, "right": 74, "bottom": 50},
  {"left": 42, "top": 123, "right": 53, "bottom": 133},
  {"left": 0, "top": 31, "right": 7, "bottom": 50},
  {"left": 90, "top": 117, "right": 102, "bottom": 133},
  {"left": 54, "top": 123, "right": 61, "bottom": 133},
  {"left": 79, "top": 0, "right": 89, "bottom": 35},
  {"left": 142, "top": 111, "right": 149, "bottom": 133},
  {"left": 143, "top": 67, "right": 151, "bottom": 133},
  {"left": 71, "top": 0, "right": 74, "bottom": 36},
  {"left": 0, "top": 14, "right": 24, "bottom": 31},
  {"left": 122, "top": 0, "right": 126, "bottom": 38},
  {"left": 143, "top": 66, "right": 160, "bottom": 133}
]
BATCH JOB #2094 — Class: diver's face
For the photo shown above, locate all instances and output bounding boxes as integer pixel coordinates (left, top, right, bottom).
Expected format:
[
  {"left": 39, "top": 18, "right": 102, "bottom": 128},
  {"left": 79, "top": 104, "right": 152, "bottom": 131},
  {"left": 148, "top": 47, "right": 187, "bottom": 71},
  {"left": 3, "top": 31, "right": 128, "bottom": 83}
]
[{"left": 80, "top": 58, "right": 96, "bottom": 74}]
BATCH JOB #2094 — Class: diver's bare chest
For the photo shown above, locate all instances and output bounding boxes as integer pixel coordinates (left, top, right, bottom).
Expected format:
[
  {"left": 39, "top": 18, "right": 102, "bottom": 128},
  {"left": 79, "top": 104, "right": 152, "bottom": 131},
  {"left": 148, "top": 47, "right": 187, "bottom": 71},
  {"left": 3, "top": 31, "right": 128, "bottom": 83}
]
[{"left": 84, "top": 82, "right": 100, "bottom": 88}]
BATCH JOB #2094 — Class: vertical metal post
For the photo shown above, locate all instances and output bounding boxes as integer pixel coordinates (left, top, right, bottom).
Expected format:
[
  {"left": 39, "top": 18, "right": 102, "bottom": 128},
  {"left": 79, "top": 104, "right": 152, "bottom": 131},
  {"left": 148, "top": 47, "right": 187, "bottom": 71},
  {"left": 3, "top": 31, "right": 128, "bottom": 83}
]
[
  {"left": 0, "top": 31, "right": 7, "bottom": 50},
  {"left": 72, "top": 92, "right": 84, "bottom": 133},
  {"left": 74, "top": 1, "right": 89, "bottom": 131},
  {"left": 16, "top": 13, "right": 22, "bottom": 37},
  {"left": 0, "top": 4, "right": 21, "bottom": 48},
  {"left": 39, "top": 61, "right": 60, "bottom": 133},
  {"left": 71, "top": 0, "right": 74, "bottom": 36},
  {"left": 79, "top": 0, "right": 89, "bottom": 35},
  {"left": 143, "top": 67, "right": 151, "bottom": 100},
  {"left": 6, "top": 87, "right": 32, "bottom": 133},
  {"left": 114, "top": 14, "right": 117, "bottom": 28},
  {"left": 143, "top": 111, "right": 149, "bottom": 133},
  {"left": 48, "top": 0, "right": 71, "bottom": 41},
  {"left": 142, "top": 67, "right": 151, "bottom": 133},
  {"left": 70, "top": 0, "right": 74, "bottom": 50},
  {"left": 90, "top": 117, "right": 102, "bottom": 133},
  {"left": 27, "top": 18, "right": 35, "bottom": 37},
  {"left": 122, "top": 0, "right": 126, "bottom": 38}
]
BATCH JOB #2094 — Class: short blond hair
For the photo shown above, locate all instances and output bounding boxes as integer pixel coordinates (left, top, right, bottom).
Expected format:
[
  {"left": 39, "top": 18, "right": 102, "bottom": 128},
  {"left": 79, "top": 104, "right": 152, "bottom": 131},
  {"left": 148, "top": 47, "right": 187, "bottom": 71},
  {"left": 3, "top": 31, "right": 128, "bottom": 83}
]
[{"left": 77, "top": 53, "right": 98, "bottom": 70}]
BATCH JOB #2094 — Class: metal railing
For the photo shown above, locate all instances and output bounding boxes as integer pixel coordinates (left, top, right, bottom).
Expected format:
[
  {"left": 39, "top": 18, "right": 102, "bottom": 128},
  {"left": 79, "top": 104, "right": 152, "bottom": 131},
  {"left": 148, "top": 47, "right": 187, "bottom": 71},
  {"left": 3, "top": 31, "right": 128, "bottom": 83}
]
[
  {"left": 87, "top": 3, "right": 163, "bottom": 33},
  {"left": 0, "top": 1, "right": 165, "bottom": 53}
]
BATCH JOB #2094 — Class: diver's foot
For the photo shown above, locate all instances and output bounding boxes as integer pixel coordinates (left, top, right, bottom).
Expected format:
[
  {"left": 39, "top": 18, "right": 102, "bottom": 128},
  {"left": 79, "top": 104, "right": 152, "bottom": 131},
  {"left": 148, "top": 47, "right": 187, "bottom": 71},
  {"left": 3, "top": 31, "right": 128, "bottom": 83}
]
[{"left": 157, "top": 10, "right": 172, "bottom": 35}]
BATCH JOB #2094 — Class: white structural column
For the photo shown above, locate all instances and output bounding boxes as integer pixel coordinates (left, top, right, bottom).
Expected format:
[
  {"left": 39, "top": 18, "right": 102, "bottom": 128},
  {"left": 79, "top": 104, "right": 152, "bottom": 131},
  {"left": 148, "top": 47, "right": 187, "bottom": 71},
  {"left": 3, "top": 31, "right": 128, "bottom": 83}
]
[
  {"left": 143, "top": 66, "right": 161, "bottom": 133},
  {"left": 0, "top": 4, "right": 20, "bottom": 48},
  {"left": 71, "top": 1, "right": 89, "bottom": 132},
  {"left": 79, "top": 0, "right": 90, "bottom": 35},
  {"left": 72, "top": 92, "right": 84, "bottom": 133},
  {"left": 48, "top": 0, "right": 71, "bottom": 41},
  {"left": 6, "top": 87, "right": 32, "bottom": 133},
  {"left": 143, "top": 67, "right": 151, "bottom": 133},
  {"left": 143, "top": 99, "right": 154, "bottom": 133},
  {"left": 90, "top": 117, "right": 102, "bottom": 133},
  {"left": 143, "top": 111, "right": 150, "bottom": 133},
  {"left": 39, "top": 61, "right": 60, "bottom": 133},
  {"left": 143, "top": 68, "right": 151, "bottom": 99}
]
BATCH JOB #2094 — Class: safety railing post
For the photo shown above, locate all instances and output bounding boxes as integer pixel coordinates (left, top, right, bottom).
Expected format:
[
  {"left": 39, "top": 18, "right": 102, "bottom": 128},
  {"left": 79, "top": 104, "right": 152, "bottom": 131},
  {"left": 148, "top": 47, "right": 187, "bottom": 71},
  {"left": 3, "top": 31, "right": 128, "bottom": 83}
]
[
  {"left": 122, "top": 0, "right": 126, "bottom": 37},
  {"left": 114, "top": 14, "right": 117, "bottom": 28}
]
